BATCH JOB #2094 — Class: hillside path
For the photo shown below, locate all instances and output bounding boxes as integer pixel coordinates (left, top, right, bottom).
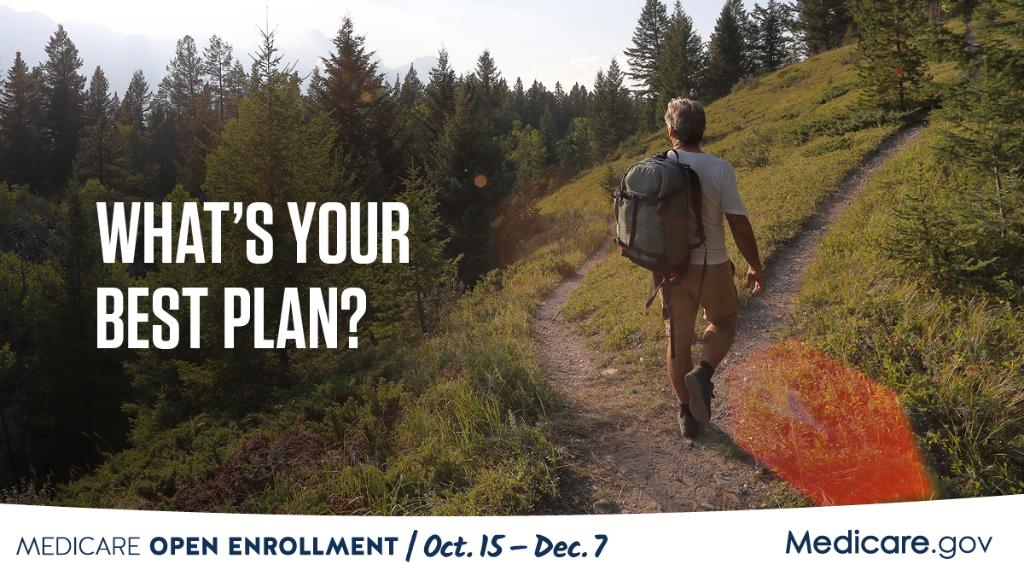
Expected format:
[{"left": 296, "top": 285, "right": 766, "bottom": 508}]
[{"left": 538, "top": 125, "right": 924, "bottom": 513}]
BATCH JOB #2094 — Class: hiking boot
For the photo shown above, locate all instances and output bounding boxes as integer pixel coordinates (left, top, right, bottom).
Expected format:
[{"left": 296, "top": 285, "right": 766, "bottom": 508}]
[
  {"left": 684, "top": 362, "right": 716, "bottom": 425},
  {"left": 678, "top": 404, "right": 700, "bottom": 439}
]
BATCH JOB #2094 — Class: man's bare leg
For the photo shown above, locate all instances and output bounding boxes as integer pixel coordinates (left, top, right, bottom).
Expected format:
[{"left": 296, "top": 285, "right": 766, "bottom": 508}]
[
  {"left": 671, "top": 315, "right": 736, "bottom": 404},
  {"left": 699, "top": 313, "right": 737, "bottom": 368},
  {"left": 682, "top": 313, "right": 737, "bottom": 425}
]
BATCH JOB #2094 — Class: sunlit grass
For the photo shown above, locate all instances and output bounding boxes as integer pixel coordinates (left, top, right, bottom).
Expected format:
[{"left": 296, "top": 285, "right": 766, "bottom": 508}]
[{"left": 795, "top": 127, "right": 1024, "bottom": 497}]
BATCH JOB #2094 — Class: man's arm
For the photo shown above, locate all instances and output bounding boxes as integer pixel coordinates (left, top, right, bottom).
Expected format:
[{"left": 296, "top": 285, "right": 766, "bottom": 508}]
[{"left": 725, "top": 213, "right": 764, "bottom": 296}]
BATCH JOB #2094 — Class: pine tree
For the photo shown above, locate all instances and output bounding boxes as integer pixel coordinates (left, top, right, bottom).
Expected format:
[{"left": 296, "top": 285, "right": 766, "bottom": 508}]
[
  {"left": 472, "top": 50, "right": 502, "bottom": 110},
  {"left": 319, "top": 16, "right": 398, "bottom": 199},
  {"left": 428, "top": 80, "right": 504, "bottom": 281},
  {"left": 204, "top": 27, "right": 338, "bottom": 407},
  {"left": 397, "top": 65, "right": 432, "bottom": 168},
  {"left": 399, "top": 64, "right": 425, "bottom": 109},
  {"left": 887, "top": 1, "right": 1024, "bottom": 300},
  {"left": 731, "top": 0, "right": 758, "bottom": 74},
  {"left": 305, "top": 67, "right": 326, "bottom": 110},
  {"left": 657, "top": 1, "right": 707, "bottom": 105},
  {"left": 471, "top": 50, "right": 513, "bottom": 134},
  {"left": 558, "top": 116, "right": 591, "bottom": 172},
  {"left": 624, "top": 0, "right": 670, "bottom": 95},
  {"left": 938, "top": 0, "right": 1024, "bottom": 229},
  {"left": 852, "top": 0, "right": 931, "bottom": 111},
  {"left": 566, "top": 82, "right": 590, "bottom": 121},
  {"left": 538, "top": 103, "right": 559, "bottom": 165},
  {"left": 76, "top": 66, "right": 118, "bottom": 184},
  {"left": 390, "top": 164, "right": 458, "bottom": 335},
  {"left": 224, "top": 59, "right": 249, "bottom": 117},
  {"left": 552, "top": 81, "right": 569, "bottom": 133},
  {"left": 752, "top": 0, "right": 795, "bottom": 71},
  {"left": 158, "top": 35, "right": 210, "bottom": 193},
  {"left": 162, "top": 36, "right": 204, "bottom": 117},
  {"left": 118, "top": 70, "right": 150, "bottom": 128},
  {"left": 202, "top": 35, "right": 235, "bottom": 122},
  {"left": 509, "top": 121, "right": 547, "bottom": 184},
  {"left": 512, "top": 77, "right": 527, "bottom": 123},
  {"left": 600, "top": 164, "right": 620, "bottom": 195},
  {"left": 423, "top": 48, "right": 457, "bottom": 140},
  {"left": 707, "top": 1, "right": 749, "bottom": 99},
  {"left": 793, "top": 0, "right": 852, "bottom": 55},
  {"left": 588, "top": 59, "right": 633, "bottom": 159},
  {"left": 524, "top": 80, "right": 548, "bottom": 127},
  {"left": 115, "top": 70, "right": 151, "bottom": 196},
  {"left": 0, "top": 52, "right": 41, "bottom": 186},
  {"left": 40, "top": 25, "right": 86, "bottom": 192}
]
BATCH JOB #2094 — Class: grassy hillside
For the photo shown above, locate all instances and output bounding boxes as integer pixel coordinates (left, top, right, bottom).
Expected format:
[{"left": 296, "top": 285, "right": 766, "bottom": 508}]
[
  {"left": 562, "top": 45, "right": 905, "bottom": 374},
  {"left": 48, "top": 44, "right": 911, "bottom": 513},
  {"left": 795, "top": 125, "right": 1024, "bottom": 497}
]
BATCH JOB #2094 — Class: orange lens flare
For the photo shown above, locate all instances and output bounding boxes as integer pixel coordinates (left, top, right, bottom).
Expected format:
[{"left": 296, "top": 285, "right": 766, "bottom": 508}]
[{"left": 726, "top": 340, "right": 935, "bottom": 505}]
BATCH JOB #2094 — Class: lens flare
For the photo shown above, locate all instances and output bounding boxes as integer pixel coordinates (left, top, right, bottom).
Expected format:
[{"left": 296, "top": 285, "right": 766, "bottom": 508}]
[
  {"left": 473, "top": 174, "right": 488, "bottom": 188},
  {"left": 726, "top": 340, "right": 935, "bottom": 505}
]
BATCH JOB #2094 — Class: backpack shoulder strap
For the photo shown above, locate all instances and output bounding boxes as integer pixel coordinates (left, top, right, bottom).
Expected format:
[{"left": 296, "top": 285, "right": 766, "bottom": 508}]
[
  {"left": 665, "top": 150, "right": 706, "bottom": 247},
  {"left": 688, "top": 168, "right": 706, "bottom": 246}
]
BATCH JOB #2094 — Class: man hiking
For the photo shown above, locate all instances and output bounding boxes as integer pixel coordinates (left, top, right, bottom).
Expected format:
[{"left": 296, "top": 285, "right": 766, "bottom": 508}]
[{"left": 661, "top": 98, "right": 764, "bottom": 439}]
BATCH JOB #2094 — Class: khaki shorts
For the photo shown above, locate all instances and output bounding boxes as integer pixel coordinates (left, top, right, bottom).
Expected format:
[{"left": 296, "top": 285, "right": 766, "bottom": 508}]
[{"left": 660, "top": 261, "right": 739, "bottom": 339}]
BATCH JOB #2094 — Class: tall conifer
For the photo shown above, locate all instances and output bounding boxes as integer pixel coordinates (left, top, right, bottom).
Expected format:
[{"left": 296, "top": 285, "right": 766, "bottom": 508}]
[
  {"left": 40, "top": 25, "right": 86, "bottom": 191},
  {"left": 0, "top": 52, "right": 41, "bottom": 186},
  {"left": 624, "top": 0, "right": 670, "bottom": 95},
  {"left": 793, "top": 0, "right": 852, "bottom": 55},
  {"left": 852, "top": 0, "right": 930, "bottom": 111},
  {"left": 76, "top": 67, "right": 118, "bottom": 184},
  {"left": 657, "top": 1, "right": 707, "bottom": 105},
  {"left": 319, "top": 16, "right": 398, "bottom": 198},
  {"left": 589, "top": 59, "right": 632, "bottom": 158},
  {"left": 752, "top": 0, "right": 795, "bottom": 72},
  {"left": 707, "top": 1, "right": 749, "bottom": 99}
]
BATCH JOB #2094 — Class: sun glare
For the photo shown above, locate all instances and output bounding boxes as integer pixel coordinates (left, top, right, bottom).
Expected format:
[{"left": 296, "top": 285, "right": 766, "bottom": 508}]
[{"left": 727, "top": 340, "right": 935, "bottom": 506}]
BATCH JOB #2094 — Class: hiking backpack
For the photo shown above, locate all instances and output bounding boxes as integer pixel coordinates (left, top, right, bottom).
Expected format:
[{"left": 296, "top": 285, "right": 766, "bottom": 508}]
[{"left": 612, "top": 150, "right": 706, "bottom": 358}]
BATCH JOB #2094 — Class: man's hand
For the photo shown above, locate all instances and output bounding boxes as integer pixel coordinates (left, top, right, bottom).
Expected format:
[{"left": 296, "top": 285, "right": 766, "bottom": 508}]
[
  {"left": 746, "top": 265, "right": 765, "bottom": 296},
  {"left": 726, "top": 213, "right": 765, "bottom": 296}
]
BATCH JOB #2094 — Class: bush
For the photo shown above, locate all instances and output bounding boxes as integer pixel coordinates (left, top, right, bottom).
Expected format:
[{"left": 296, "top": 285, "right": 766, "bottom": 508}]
[
  {"left": 728, "top": 130, "right": 773, "bottom": 169},
  {"left": 884, "top": 148, "right": 1024, "bottom": 305}
]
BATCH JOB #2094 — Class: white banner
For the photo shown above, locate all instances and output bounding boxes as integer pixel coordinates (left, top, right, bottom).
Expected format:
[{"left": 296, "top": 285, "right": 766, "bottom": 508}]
[{"left": 1, "top": 496, "right": 1018, "bottom": 575}]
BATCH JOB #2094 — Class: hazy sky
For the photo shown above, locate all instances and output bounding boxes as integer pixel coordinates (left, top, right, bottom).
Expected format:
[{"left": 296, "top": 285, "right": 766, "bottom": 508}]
[{"left": 0, "top": 0, "right": 757, "bottom": 89}]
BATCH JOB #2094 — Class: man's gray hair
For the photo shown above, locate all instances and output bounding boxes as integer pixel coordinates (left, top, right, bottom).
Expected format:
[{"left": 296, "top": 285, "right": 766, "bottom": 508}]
[{"left": 664, "top": 98, "right": 706, "bottom": 145}]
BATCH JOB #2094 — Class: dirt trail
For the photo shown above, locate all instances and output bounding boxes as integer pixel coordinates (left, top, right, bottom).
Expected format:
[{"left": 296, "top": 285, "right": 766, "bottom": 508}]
[{"left": 538, "top": 125, "right": 924, "bottom": 513}]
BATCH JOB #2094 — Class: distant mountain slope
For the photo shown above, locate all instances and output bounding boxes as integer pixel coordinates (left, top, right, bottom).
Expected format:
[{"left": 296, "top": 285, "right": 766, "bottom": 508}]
[{"left": 0, "top": 5, "right": 176, "bottom": 93}]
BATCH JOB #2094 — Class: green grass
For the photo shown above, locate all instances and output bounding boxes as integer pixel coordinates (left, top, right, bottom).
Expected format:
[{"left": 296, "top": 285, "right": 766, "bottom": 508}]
[
  {"left": 562, "top": 45, "right": 903, "bottom": 371},
  {"left": 795, "top": 126, "right": 1024, "bottom": 497}
]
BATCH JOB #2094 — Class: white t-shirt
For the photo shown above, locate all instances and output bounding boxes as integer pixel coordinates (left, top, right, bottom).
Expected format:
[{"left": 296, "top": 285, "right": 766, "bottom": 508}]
[{"left": 668, "top": 148, "right": 747, "bottom": 265}]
